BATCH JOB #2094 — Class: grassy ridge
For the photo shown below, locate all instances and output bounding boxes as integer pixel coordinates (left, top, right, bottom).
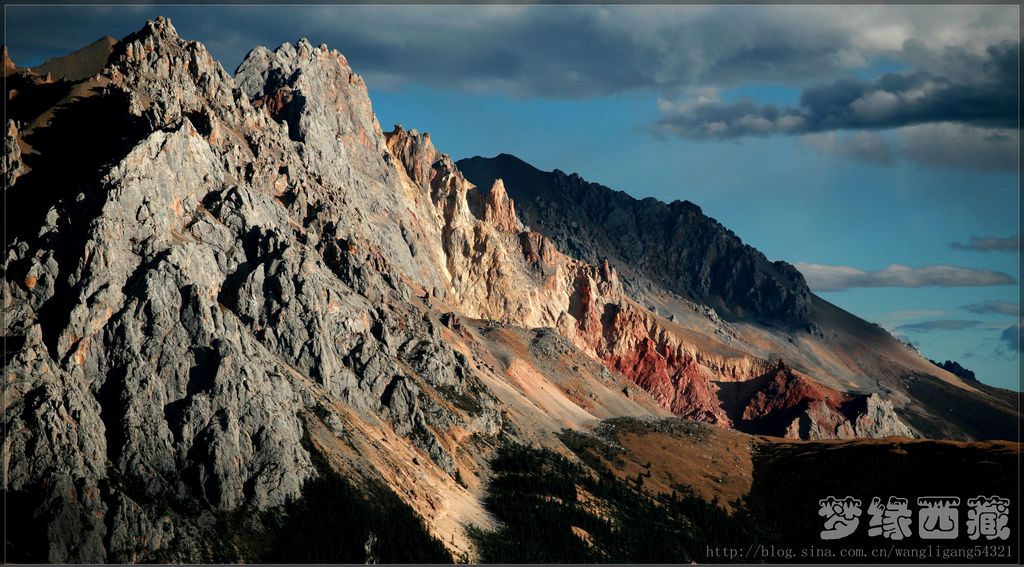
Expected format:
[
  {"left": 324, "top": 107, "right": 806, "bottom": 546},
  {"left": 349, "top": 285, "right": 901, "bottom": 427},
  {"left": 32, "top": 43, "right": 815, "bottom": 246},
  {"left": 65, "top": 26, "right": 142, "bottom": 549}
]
[{"left": 470, "top": 442, "right": 763, "bottom": 563}]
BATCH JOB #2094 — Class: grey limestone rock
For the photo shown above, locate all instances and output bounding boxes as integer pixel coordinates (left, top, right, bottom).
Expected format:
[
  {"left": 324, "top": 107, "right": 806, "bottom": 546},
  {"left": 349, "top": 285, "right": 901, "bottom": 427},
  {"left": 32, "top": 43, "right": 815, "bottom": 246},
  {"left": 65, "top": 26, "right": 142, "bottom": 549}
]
[{"left": 3, "top": 17, "right": 500, "bottom": 562}]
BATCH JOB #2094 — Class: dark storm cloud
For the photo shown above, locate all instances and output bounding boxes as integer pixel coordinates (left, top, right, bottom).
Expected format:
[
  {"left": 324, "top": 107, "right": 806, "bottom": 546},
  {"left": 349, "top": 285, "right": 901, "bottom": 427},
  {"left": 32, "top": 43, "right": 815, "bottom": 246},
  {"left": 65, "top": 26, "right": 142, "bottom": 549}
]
[
  {"left": 656, "top": 41, "right": 1019, "bottom": 139},
  {"left": 7, "top": 5, "right": 868, "bottom": 97},
  {"left": 6, "top": 6, "right": 1018, "bottom": 173},
  {"left": 3, "top": 6, "right": 663, "bottom": 96},
  {"left": 950, "top": 235, "right": 1021, "bottom": 252},
  {"left": 5, "top": 6, "right": 1018, "bottom": 100},
  {"left": 999, "top": 322, "right": 1022, "bottom": 353}
]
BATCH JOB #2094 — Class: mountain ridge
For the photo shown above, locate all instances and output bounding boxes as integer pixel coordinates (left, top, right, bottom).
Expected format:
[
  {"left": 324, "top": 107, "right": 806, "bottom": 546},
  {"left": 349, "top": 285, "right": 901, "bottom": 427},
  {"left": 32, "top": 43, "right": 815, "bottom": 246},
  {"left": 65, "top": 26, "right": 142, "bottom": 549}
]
[
  {"left": 454, "top": 154, "right": 1017, "bottom": 440},
  {"left": 30, "top": 35, "right": 118, "bottom": 81},
  {"left": 457, "top": 153, "right": 815, "bottom": 327}
]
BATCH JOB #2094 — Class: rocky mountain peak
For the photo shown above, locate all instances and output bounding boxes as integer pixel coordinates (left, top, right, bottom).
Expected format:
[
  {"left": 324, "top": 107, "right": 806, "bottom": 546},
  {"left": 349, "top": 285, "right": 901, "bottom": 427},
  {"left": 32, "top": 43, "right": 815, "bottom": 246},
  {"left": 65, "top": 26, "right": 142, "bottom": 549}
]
[
  {"left": 138, "top": 15, "right": 179, "bottom": 41},
  {"left": 3, "top": 45, "right": 17, "bottom": 76},
  {"left": 931, "top": 359, "right": 977, "bottom": 382},
  {"left": 235, "top": 36, "right": 350, "bottom": 99},
  {"left": 112, "top": 17, "right": 197, "bottom": 73},
  {"left": 458, "top": 154, "right": 815, "bottom": 326},
  {"left": 385, "top": 124, "right": 438, "bottom": 190},
  {"left": 100, "top": 18, "right": 240, "bottom": 135},
  {"left": 483, "top": 179, "right": 521, "bottom": 233}
]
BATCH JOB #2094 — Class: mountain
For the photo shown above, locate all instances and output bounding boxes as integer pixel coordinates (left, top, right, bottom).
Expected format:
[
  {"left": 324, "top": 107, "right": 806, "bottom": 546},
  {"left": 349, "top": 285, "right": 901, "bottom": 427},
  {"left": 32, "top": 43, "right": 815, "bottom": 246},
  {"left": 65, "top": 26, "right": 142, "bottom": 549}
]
[
  {"left": 3, "top": 46, "right": 18, "bottom": 77},
  {"left": 931, "top": 358, "right": 977, "bottom": 381},
  {"left": 30, "top": 36, "right": 118, "bottom": 81},
  {"left": 458, "top": 153, "right": 814, "bottom": 326},
  {"left": 457, "top": 154, "right": 1019, "bottom": 440},
  {"left": 3, "top": 18, "right": 1019, "bottom": 563}
]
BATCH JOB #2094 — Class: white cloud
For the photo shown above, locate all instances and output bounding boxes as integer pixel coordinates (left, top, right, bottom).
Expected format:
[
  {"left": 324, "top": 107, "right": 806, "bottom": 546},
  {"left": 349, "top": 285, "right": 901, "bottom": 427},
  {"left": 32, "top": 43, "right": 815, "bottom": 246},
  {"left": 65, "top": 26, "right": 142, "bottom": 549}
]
[
  {"left": 963, "top": 301, "right": 1019, "bottom": 316},
  {"left": 803, "top": 123, "right": 1018, "bottom": 173},
  {"left": 900, "top": 123, "right": 1019, "bottom": 173},
  {"left": 796, "top": 262, "right": 1017, "bottom": 292}
]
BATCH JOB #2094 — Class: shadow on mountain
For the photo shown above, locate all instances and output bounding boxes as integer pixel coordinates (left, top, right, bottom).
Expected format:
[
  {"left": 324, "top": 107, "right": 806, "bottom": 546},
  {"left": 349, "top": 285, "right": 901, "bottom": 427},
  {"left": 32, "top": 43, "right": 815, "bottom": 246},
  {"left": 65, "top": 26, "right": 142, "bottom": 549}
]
[
  {"left": 253, "top": 419, "right": 454, "bottom": 564},
  {"left": 7, "top": 83, "right": 149, "bottom": 361},
  {"left": 9, "top": 83, "right": 148, "bottom": 242},
  {"left": 716, "top": 372, "right": 775, "bottom": 424},
  {"left": 470, "top": 441, "right": 764, "bottom": 563},
  {"left": 900, "top": 372, "right": 1021, "bottom": 441},
  {"left": 747, "top": 438, "right": 1020, "bottom": 563},
  {"left": 5, "top": 75, "right": 70, "bottom": 124},
  {"left": 3, "top": 487, "right": 50, "bottom": 562}
]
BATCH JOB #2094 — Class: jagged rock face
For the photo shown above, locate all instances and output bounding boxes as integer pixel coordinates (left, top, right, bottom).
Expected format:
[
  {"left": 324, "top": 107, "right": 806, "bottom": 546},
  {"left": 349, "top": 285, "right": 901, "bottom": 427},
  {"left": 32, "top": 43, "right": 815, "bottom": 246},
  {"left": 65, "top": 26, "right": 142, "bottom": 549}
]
[
  {"left": 457, "top": 154, "right": 814, "bottom": 326},
  {"left": 385, "top": 124, "right": 917, "bottom": 439},
  {"left": 852, "top": 394, "right": 916, "bottom": 438},
  {"left": 719, "top": 363, "right": 914, "bottom": 440},
  {"left": 385, "top": 124, "right": 437, "bottom": 189},
  {"left": 385, "top": 126, "right": 739, "bottom": 426},
  {"left": 4, "top": 120, "right": 22, "bottom": 187},
  {"left": 565, "top": 277, "right": 732, "bottom": 425},
  {"left": 387, "top": 124, "right": 585, "bottom": 329},
  {"left": 3, "top": 45, "right": 17, "bottom": 76},
  {"left": 931, "top": 359, "right": 977, "bottom": 382},
  {"left": 482, "top": 179, "right": 522, "bottom": 234},
  {"left": 4, "top": 18, "right": 500, "bottom": 562}
]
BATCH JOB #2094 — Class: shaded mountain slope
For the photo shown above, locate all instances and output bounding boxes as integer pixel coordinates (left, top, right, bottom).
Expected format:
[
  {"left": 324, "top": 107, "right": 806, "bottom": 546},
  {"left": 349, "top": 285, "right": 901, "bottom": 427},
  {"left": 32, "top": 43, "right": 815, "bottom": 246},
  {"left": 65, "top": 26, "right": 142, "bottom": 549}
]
[
  {"left": 457, "top": 153, "right": 814, "bottom": 326},
  {"left": 476, "top": 417, "right": 1019, "bottom": 563},
  {"left": 30, "top": 36, "right": 118, "bottom": 81}
]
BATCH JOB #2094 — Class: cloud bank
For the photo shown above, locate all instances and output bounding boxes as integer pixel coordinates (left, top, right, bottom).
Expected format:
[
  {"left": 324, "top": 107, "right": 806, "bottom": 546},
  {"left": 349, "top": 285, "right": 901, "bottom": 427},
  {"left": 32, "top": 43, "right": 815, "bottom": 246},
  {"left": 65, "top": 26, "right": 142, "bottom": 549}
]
[
  {"left": 1000, "top": 322, "right": 1022, "bottom": 353},
  {"left": 950, "top": 235, "right": 1021, "bottom": 252},
  {"left": 803, "top": 123, "right": 1018, "bottom": 172},
  {"left": 6, "top": 5, "right": 1017, "bottom": 172},
  {"left": 795, "top": 263, "right": 1017, "bottom": 292},
  {"left": 896, "top": 320, "right": 983, "bottom": 332},
  {"left": 6, "top": 5, "right": 1018, "bottom": 99},
  {"left": 657, "top": 43, "right": 1018, "bottom": 140},
  {"left": 963, "top": 300, "right": 1019, "bottom": 316}
]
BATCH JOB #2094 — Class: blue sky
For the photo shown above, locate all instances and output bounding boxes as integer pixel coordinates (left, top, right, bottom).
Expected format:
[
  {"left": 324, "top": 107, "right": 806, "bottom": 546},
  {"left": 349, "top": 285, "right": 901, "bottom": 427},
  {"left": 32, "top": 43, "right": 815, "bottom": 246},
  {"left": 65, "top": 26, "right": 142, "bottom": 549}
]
[{"left": 5, "top": 5, "right": 1020, "bottom": 389}]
